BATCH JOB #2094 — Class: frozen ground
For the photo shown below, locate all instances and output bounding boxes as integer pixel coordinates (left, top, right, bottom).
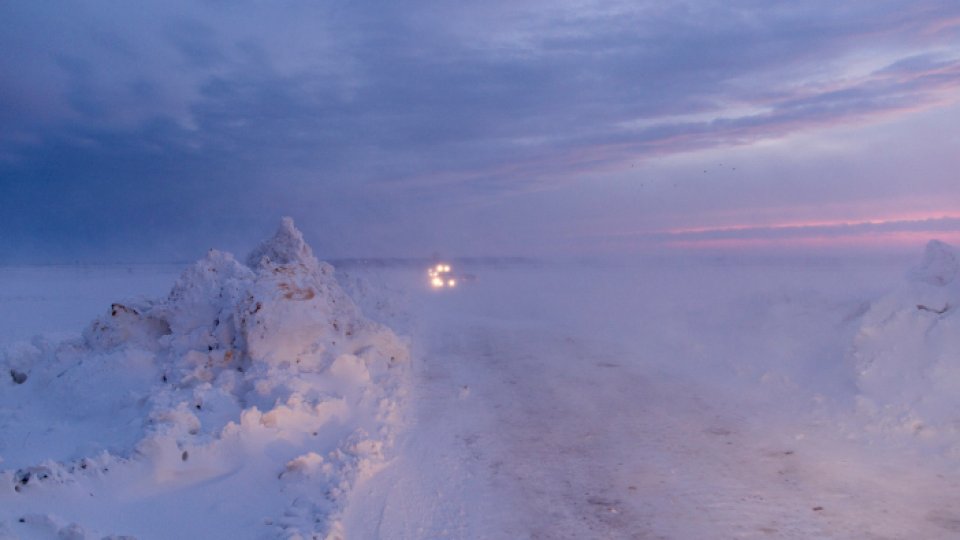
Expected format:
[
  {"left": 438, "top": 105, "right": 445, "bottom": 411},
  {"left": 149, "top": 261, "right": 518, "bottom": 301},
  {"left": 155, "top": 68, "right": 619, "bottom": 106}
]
[
  {"left": 4, "top": 230, "right": 960, "bottom": 539},
  {"left": 0, "top": 221, "right": 410, "bottom": 539}
]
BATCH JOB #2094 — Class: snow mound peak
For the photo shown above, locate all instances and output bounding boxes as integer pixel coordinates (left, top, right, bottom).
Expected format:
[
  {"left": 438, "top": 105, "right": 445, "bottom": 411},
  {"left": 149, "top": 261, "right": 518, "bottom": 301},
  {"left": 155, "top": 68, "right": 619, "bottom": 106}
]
[
  {"left": 908, "top": 239, "right": 959, "bottom": 286},
  {"left": 0, "top": 218, "right": 409, "bottom": 539},
  {"left": 851, "top": 239, "right": 960, "bottom": 436},
  {"left": 246, "top": 216, "right": 318, "bottom": 269}
]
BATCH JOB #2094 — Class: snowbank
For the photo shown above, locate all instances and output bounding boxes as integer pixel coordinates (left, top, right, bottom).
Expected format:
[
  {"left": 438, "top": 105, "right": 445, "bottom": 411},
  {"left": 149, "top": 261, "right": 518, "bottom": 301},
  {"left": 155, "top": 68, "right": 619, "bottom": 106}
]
[
  {"left": 851, "top": 240, "right": 960, "bottom": 438},
  {"left": 0, "top": 218, "right": 409, "bottom": 539}
]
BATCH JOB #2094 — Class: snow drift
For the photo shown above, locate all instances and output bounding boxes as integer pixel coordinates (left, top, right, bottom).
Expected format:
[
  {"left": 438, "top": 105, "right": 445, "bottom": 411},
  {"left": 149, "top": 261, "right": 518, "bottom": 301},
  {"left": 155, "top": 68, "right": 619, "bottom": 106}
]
[
  {"left": 851, "top": 239, "right": 960, "bottom": 438},
  {"left": 0, "top": 218, "right": 409, "bottom": 539}
]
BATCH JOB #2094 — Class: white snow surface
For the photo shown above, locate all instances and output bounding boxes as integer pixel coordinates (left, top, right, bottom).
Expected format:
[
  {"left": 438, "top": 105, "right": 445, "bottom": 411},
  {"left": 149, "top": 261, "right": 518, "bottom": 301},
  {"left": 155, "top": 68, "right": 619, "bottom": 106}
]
[
  {"left": 853, "top": 240, "right": 960, "bottom": 438},
  {"left": 0, "top": 219, "right": 409, "bottom": 539},
  {"left": 5, "top": 233, "right": 960, "bottom": 539}
]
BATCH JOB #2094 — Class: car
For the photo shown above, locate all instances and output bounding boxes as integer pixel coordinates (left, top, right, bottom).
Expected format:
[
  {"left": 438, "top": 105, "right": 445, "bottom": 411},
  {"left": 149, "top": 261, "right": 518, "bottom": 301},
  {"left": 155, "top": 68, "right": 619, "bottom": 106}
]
[
  {"left": 427, "top": 262, "right": 476, "bottom": 289},
  {"left": 427, "top": 263, "right": 458, "bottom": 289}
]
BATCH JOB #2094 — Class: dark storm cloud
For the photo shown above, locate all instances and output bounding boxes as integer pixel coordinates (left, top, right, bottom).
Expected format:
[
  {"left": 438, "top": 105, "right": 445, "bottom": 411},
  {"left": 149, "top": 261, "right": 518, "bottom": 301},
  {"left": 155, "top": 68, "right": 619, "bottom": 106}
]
[{"left": 2, "top": 1, "right": 960, "bottom": 260}]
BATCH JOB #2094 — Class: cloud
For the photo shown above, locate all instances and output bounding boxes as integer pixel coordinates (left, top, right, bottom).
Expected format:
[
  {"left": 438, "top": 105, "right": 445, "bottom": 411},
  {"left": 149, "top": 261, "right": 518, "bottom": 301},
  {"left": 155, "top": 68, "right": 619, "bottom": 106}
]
[
  {"left": 590, "top": 217, "right": 960, "bottom": 252},
  {"left": 665, "top": 216, "right": 960, "bottom": 240},
  {"left": 2, "top": 1, "right": 960, "bottom": 260}
]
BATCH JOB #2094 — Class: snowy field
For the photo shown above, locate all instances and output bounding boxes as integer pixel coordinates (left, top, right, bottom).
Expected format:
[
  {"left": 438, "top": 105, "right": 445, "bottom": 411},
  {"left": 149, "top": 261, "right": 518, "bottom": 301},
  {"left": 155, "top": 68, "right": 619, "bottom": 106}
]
[{"left": 4, "top": 224, "right": 960, "bottom": 539}]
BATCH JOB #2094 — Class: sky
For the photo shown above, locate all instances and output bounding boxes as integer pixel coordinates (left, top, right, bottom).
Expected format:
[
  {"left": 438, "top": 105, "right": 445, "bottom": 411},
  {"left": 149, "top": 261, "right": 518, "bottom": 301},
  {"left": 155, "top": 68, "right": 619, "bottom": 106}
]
[{"left": 2, "top": 0, "right": 960, "bottom": 262}]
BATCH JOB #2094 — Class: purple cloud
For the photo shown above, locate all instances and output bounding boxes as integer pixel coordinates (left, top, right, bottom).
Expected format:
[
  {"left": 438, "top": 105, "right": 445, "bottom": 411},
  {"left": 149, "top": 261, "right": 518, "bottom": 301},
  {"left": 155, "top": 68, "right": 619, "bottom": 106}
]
[{"left": 2, "top": 1, "right": 960, "bottom": 260}]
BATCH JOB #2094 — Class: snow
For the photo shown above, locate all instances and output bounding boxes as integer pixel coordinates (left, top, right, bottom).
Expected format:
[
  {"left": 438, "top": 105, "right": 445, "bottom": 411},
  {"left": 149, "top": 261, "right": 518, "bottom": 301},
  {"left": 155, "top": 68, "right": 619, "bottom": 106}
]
[
  {"left": 0, "top": 219, "right": 409, "bottom": 539},
  {"left": 4, "top": 226, "right": 960, "bottom": 539},
  {"left": 852, "top": 240, "right": 960, "bottom": 439}
]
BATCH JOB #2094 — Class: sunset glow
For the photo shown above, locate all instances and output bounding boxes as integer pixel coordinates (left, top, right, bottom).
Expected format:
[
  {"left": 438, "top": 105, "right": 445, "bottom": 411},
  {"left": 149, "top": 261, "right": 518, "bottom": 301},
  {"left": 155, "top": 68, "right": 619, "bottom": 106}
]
[
  {"left": 666, "top": 214, "right": 960, "bottom": 236},
  {"left": 666, "top": 231, "right": 960, "bottom": 251},
  {"left": 661, "top": 215, "right": 960, "bottom": 251}
]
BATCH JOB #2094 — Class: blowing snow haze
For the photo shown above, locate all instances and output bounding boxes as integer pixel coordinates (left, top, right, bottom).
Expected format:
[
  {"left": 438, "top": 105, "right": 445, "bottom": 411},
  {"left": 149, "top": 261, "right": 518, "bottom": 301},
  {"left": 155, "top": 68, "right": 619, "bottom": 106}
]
[{"left": 3, "top": 1, "right": 960, "bottom": 262}]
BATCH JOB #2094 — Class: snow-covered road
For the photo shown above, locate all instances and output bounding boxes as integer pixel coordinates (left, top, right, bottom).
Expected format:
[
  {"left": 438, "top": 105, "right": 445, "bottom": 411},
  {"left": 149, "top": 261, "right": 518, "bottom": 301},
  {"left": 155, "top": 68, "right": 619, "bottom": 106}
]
[
  {"left": 6, "top": 253, "right": 960, "bottom": 539},
  {"left": 347, "top": 260, "right": 960, "bottom": 539}
]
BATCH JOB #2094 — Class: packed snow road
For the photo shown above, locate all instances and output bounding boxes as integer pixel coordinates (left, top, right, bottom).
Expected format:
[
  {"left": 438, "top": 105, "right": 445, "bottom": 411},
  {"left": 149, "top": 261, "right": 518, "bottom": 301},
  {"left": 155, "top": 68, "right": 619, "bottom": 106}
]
[{"left": 347, "top": 259, "right": 960, "bottom": 539}]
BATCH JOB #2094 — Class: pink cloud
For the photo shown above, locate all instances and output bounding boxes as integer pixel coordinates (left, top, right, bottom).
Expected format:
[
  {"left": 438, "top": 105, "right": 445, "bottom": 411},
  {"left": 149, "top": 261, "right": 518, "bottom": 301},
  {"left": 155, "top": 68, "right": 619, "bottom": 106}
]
[{"left": 661, "top": 216, "right": 960, "bottom": 251}]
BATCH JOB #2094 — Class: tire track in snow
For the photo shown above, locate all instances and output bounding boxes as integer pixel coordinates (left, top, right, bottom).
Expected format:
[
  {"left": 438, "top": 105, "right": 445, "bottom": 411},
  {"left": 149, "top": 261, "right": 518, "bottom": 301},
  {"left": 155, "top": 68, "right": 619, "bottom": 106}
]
[
  {"left": 348, "top": 264, "right": 960, "bottom": 539},
  {"left": 424, "top": 319, "right": 960, "bottom": 539}
]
